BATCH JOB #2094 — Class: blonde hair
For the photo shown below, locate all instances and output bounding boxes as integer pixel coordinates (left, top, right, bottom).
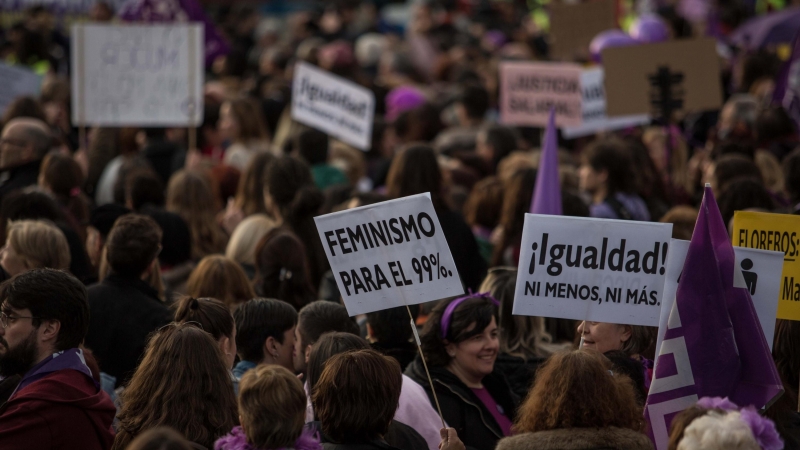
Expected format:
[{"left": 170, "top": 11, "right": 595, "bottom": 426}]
[
  {"left": 6, "top": 220, "right": 70, "bottom": 271},
  {"left": 238, "top": 364, "right": 307, "bottom": 449},
  {"left": 225, "top": 214, "right": 276, "bottom": 267},
  {"left": 677, "top": 411, "right": 759, "bottom": 450},
  {"left": 166, "top": 170, "right": 228, "bottom": 259},
  {"left": 755, "top": 149, "right": 784, "bottom": 194},
  {"left": 643, "top": 127, "right": 692, "bottom": 196}
]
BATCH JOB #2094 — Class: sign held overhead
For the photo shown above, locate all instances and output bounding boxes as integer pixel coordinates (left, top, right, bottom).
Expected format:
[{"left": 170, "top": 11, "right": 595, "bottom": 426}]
[
  {"left": 549, "top": 0, "right": 617, "bottom": 61},
  {"left": 513, "top": 215, "right": 673, "bottom": 326},
  {"left": 291, "top": 62, "right": 375, "bottom": 151},
  {"left": 314, "top": 193, "right": 464, "bottom": 316}
]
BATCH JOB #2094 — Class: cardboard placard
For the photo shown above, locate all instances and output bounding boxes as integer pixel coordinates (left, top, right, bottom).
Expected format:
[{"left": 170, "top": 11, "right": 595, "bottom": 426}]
[
  {"left": 733, "top": 211, "right": 800, "bottom": 321},
  {"left": 291, "top": 62, "right": 375, "bottom": 151},
  {"left": 603, "top": 38, "right": 722, "bottom": 117},
  {"left": 499, "top": 62, "right": 584, "bottom": 127},
  {"left": 0, "top": 62, "right": 42, "bottom": 115},
  {"left": 563, "top": 68, "right": 651, "bottom": 139},
  {"left": 549, "top": 0, "right": 617, "bottom": 61},
  {"left": 314, "top": 193, "right": 464, "bottom": 316},
  {"left": 513, "top": 215, "right": 673, "bottom": 326},
  {"left": 71, "top": 23, "right": 204, "bottom": 126},
  {"left": 655, "top": 239, "right": 784, "bottom": 360}
]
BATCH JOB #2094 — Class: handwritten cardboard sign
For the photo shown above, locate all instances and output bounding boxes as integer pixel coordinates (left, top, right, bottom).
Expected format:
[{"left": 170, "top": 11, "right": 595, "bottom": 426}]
[
  {"left": 513, "top": 215, "right": 673, "bottom": 326},
  {"left": 71, "top": 23, "right": 204, "bottom": 126},
  {"left": 314, "top": 193, "right": 464, "bottom": 316},
  {"left": 499, "top": 61, "right": 584, "bottom": 128}
]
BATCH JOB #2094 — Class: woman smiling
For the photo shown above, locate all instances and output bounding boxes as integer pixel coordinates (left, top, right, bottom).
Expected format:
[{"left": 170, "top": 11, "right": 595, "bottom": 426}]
[{"left": 405, "top": 293, "right": 518, "bottom": 450}]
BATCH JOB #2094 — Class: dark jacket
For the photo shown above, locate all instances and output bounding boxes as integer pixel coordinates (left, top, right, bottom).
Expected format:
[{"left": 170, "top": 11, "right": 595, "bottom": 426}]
[
  {"left": 436, "top": 209, "right": 487, "bottom": 292},
  {"left": 405, "top": 357, "right": 518, "bottom": 450},
  {"left": 86, "top": 274, "right": 172, "bottom": 387},
  {"left": 0, "top": 160, "right": 41, "bottom": 203},
  {"left": 310, "top": 420, "right": 425, "bottom": 450},
  {"left": 371, "top": 341, "right": 418, "bottom": 372},
  {"left": 493, "top": 353, "right": 546, "bottom": 400},
  {"left": 0, "top": 368, "right": 116, "bottom": 450},
  {"left": 495, "top": 427, "right": 653, "bottom": 450}
]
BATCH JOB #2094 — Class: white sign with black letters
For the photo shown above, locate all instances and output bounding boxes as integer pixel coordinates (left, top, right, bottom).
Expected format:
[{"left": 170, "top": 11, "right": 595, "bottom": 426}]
[
  {"left": 291, "top": 62, "right": 375, "bottom": 151},
  {"left": 71, "top": 23, "right": 204, "bottom": 126},
  {"left": 654, "top": 239, "right": 784, "bottom": 358},
  {"left": 314, "top": 193, "right": 463, "bottom": 316},
  {"left": 513, "top": 215, "right": 673, "bottom": 326}
]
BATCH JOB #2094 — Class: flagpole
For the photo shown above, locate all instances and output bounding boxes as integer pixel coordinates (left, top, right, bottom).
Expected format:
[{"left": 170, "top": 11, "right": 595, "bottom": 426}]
[{"left": 406, "top": 305, "right": 447, "bottom": 430}]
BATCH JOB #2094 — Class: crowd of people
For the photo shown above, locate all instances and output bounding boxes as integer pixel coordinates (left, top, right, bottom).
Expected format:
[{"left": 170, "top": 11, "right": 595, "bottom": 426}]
[{"left": 0, "top": 0, "right": 799, "bottom": 449}]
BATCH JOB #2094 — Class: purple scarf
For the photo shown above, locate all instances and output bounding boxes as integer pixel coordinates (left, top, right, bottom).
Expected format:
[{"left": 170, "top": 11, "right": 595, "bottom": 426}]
[
  {"left": 11, "top": 348, "right": 95, "bottom": 399},
  {"left": 215, "top": 427, "right": 322, "bottom": 450}
]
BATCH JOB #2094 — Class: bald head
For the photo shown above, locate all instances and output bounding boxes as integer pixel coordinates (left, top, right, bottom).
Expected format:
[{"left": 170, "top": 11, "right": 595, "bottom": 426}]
[{"left": 0, "top": 118, "right": 52, "bottom": 168}]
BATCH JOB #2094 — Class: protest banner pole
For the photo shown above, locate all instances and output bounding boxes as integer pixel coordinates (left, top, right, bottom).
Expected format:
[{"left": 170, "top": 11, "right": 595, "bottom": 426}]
[
  {"left": 405, "top": 305, "right": 447, "bottom": 430},
  {"left": 78, "top": 126, "right": 86, "bottom": 151},
  {"left": 188, "top": 126, "right": 197, "bottom": 152}
]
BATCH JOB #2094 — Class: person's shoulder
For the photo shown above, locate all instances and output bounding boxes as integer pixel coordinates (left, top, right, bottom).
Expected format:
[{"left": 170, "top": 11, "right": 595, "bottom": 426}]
[{"left": 497, "top": 428, "right": 653, "bottom": 450}]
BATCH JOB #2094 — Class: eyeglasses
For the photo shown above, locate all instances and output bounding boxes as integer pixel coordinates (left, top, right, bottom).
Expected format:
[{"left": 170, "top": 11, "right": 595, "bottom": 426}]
[{"left": 0, "top": 312, "right": 40, "bottom": 329}]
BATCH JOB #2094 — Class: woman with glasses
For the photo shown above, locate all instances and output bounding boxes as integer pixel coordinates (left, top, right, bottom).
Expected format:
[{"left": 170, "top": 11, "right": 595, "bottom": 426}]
[
  {"left": 112, "top": 322, "right": 238, "bottom": 450},
  {"left": 405, "top": 292, "right": 518, "bottom": 450}
]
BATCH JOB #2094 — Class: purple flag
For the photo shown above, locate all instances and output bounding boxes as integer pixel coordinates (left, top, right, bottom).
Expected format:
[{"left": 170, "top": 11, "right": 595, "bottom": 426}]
[
  {"left": 773, "top": 30, "right": 800, "bottom": 131},
  {"left": 529, "top": 108, "right": 562, "bottom": 215},
  {"left": 644, "top": 185, "right": 783, "bottom": 450},
  {"left": 119, "top": 0, "right": 230, "bottom": 67}
]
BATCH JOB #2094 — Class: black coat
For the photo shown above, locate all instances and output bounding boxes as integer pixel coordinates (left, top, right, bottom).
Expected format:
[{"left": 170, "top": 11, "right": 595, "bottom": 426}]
[
  {"left": 0, "top": 160, "right": 40, "bottom": 204},
  {"left": 436, "top": 209, "right": 487, "bottom": 292},
  {"left": 310, "top": 420, "right": 425, "bottom": 450},
  {"left": 85, "top": 274, "right": 172, "bottom": 387},
  {"left": 493, "top": 353, "right": 545, "bottom": 400},
  {"left": 405, "top": 357, "right": 519, "bottom": 450}
]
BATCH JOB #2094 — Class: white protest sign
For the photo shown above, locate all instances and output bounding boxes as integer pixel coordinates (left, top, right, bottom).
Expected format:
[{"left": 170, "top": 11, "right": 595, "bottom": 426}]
[
  {"left": 291, "top": 62, "right": 375, "bottom": 151},
  {"left": 562, "top": 68, "right": 650, "bottom": 139},
  {"left": 0, "top": 62, "right": 42, "bottom": 115},
  {"left": 314, "top": 193, "right": 464, "bottom": 316},
  {"left": 513, "top": 215, "right": 673, "bottom": 326},
  {"left": 71, "top": 23, "right": 204, "bottom": 126},
  {"left": 654, "top": 239, "right": 784, "bottom": 358}
]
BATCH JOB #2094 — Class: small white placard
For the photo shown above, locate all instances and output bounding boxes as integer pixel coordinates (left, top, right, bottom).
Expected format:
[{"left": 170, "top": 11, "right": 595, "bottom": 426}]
[
  {"left": 314, "top": 193, "right": 464, "bottom": 316},
  {"left": 291, "top": 62, "right": 375, "bottom": 151}
]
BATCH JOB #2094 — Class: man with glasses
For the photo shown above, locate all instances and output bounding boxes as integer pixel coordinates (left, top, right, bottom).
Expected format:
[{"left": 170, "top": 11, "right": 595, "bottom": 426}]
[
  {"left": 0, "top": 118, "right": 52, "bottom": 202},
  {"left": 0, "top": 269, "right": 115, "bottom": 449}
]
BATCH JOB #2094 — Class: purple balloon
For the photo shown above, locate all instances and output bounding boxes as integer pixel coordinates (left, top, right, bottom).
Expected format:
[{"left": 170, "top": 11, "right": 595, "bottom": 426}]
[
  {"left": 630, "top": 15, "right": 670, "bottom": 43},
  {"left": 589, "top": 30, "right": 639, "bottom": 63}
]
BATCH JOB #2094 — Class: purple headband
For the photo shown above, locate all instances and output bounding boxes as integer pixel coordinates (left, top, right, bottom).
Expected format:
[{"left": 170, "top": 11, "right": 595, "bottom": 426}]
[{"left": 440, "top": 291, "right": 500, "bottom": 340}]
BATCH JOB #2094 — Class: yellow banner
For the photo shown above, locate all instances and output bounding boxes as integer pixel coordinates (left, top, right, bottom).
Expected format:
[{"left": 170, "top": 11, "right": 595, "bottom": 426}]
[{"left": 732, "top": 211, "right": 800, "bottom": 321}]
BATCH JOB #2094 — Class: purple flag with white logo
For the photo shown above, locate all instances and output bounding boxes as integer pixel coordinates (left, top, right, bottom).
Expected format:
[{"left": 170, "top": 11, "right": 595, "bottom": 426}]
[
  {"left": 530, "top": 108, "right": 562, "bottom": 215},
  {"left": 644, "top": 185, "right": 783, "bottom": 450},
  {"left": 119, "top": 0, "right": 230, "bottom": 67},
  {"left": 773, "top": 30, "right": 800, "bottom": 130}
]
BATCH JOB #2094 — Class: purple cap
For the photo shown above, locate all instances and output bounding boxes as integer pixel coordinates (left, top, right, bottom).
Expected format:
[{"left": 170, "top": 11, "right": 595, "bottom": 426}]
[{"left": 385, "top": 86, "right": 427, "bottom": 121}]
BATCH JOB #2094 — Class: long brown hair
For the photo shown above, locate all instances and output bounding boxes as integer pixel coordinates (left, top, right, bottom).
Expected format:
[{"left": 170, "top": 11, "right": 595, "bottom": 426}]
[
  {"left": 234, "top": 151, "right": 276, "bottom": 217},
  {"left": 113, "top": 323, "right": 238, "bottom": 450},
  {"left": 385, "top": 144, "right": 445, "bottom": 209},
  {"left": 224, "top": 97, "right": 269, "bottom": 144},
  {"left": 254, "top": 228, "right": 315, "bottom": 310},
  {"left": 514, "top": 350, "right": 643, "bottom": 433},
  {"left": 186, "top": 255, "right": 256, "bottom": 310},
  {"left": 166, "top": 170, "right": 228, "bottom": 259},
  {"left": 491, "top": 167, "right": 536, "bottom": 266},
  {"left": 39, "top": 153, "right": 90, "bottom": 235}
]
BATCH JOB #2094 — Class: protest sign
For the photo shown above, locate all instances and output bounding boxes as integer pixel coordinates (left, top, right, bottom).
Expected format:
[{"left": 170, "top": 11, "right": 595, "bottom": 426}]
[
  {"left": 655, "top": 239, "right": 784, "bottom": 360},
  {"left": 0, "top": 62, "right": 42, "bottom": 115},
  {"left": 71, "top": 23, "right": 204, "bottom": 127},
  {"left": 732, "top": 211, "right": 800, "bottom": 321},
  {"left": 512, "top": 215, "right": 673, "bottom": 326},
  {"left": 562, "top": 68, "right": 651, "bottom": 139},
  {"left": 291, "top": 62, "right": 375, "bottom": 151},
  {"left": 602, "top": 38, "right": 722, "bottom": 117},
  {"left": 499, "top": 62, "right": 583, "bottom": 128},
  {"left": 549, "top": 0, "right": 616, "bottom": 61},
  {"left": 314, "top": 193, "right": 464, "bottom": 316}
]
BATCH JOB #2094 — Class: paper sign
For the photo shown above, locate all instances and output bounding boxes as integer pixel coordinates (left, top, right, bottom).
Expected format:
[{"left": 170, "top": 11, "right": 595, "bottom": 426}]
[
  {"left": 513, "top": 215, "right": 673, "bottom": 326},
  {"left": 655, "top": 239, "right": 784, "bottom": 360},
  {"left": 563, "top": 68, "right": 651, "bottom": 139},
  {"left": 314, "top": 193, "right": 464, "bottom": 316},
  {"left": 0, "top": 62, "right": 42, "bottom": 115},
  {"left": 603, "top": 38, "right": 722, "bottom": 117},
  {"left": 732, "top": 211, "right": 800, "bottom": 321},
  {"left": 291, "top": 62, "right": 375, "bottom": 151},
  {"left": 549, "top": 0, "right": 616, "bottom": 61},
  {"left": 71, "top": 23, "right": 204, "bottom": 126},
  {"left": 499, "top": 62, "right": 584, "bottom": 127}
]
